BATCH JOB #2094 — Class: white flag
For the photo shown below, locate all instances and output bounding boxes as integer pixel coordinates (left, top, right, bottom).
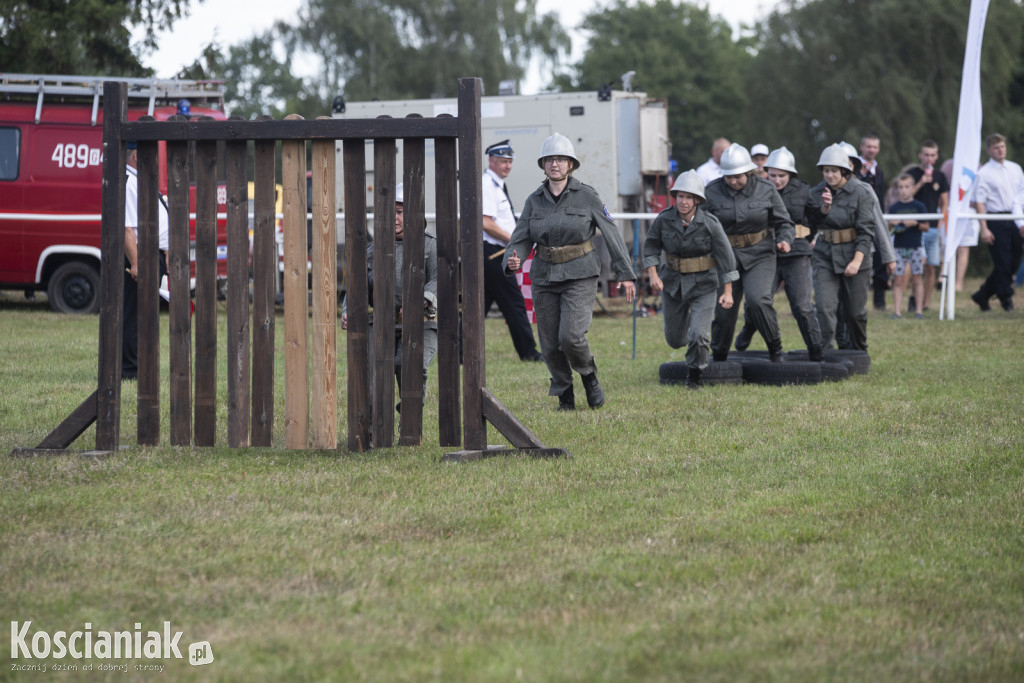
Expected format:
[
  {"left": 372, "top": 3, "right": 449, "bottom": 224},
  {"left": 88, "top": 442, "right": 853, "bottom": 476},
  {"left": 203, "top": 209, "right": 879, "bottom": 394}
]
[{"left": 944, "top": 0, "right": 989, "bottom": 267}]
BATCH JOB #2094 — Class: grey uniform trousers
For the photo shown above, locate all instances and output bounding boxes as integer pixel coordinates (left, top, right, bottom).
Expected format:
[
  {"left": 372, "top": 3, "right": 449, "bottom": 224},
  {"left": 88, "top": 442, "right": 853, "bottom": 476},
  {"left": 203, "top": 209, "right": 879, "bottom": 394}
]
[
  {"left": 737, "top": 254, "right": 822, "bottom": 352},
  {"left": 814, "top": 267, "right": 870, "bottom": 351},
  {"left": 532, "top": 277, "right": 598, "bottom": 396},
  {"left": 369, "top": 323, "right": 439, "bottom": 405},
  {"left": 711, "top": 256, "right": 782, "bottom": 356},
  {"left": 662, "top": 286, "right": 717, "bottom": 370}
]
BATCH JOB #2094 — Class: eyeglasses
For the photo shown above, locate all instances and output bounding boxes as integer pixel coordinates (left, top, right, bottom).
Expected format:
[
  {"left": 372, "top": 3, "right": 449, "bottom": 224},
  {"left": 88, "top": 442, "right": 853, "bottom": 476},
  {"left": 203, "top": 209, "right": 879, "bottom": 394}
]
[{"left": 544, "top": 156, "right": 571, "bottom": 166}]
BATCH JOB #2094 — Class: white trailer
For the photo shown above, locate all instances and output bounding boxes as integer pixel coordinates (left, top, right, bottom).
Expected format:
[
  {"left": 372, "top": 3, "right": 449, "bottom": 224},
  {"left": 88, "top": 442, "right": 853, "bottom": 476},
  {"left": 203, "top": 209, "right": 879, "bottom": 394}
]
[{"left": 333, "top": 89, "right": 669, "bottom": 292}]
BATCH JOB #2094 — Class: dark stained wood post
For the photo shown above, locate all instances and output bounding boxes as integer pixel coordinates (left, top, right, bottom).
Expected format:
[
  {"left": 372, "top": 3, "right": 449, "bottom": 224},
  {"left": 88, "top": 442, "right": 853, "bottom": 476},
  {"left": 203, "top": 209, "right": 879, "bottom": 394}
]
[
  {"left": 282, "top": 122, "right": 309, "bottom": 449},
  {"left": 434, "top": 135, "right": 460, "bottom": 448},
  {"left": 344, "top": 140, "right": 372, "bottom": 452},
  {"left": 193, "top": 134, "right": 219, "bottom": 447},
  {"left": 399, "top": 136, "right": 426, "bottom": 446},
  {"left": 225, "top": 134, "right": 251, "bottom": 448},
  {"left": 372, "top": 139, "right": 398, "bottom": 448},
  {"left": 96, "top": 81, "right": 127, "bottom": 452},
  {"left": 251, "top": 129, "right": 277, "bottom": 447},
  {"left": 166, "top": 131, "right": 192, "bottom": 447},
  {"left": 136, "top": 134, "right": 161, "bottom": 446},
  {"left": 457, "top": 77, "right": 486, "bottom": 451}
]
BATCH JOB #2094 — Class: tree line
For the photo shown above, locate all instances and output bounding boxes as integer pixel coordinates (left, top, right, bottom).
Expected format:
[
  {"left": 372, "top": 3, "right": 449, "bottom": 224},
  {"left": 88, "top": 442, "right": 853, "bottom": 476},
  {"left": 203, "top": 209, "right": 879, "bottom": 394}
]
[{"left": 3, "top": 0, "right": 1022, "bottom": 180}]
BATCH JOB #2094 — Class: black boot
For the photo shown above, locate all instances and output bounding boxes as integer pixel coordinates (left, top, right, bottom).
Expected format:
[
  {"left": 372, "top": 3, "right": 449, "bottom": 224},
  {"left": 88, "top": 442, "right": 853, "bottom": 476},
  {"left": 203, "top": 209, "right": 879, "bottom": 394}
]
[
  {"left": 712, "top": 350, "right": 729, "bottom": 362},
  {"left": 768, "top": 339, "right": 785, "bottom": 363},
  {"left": 581, "top": 372, "right": 605, "bottom": 408},
  {"left": 686, "top": 367, "right": 702, "bottom": 390},
  {"left": 808, "top": 346, "right": 824, "bottom": 362},
  {"left": 734, "top": 324, "right": 754, "bottom": 352},
  {"left": 557, "top": 385, "right": 575, "bottom": 411}
]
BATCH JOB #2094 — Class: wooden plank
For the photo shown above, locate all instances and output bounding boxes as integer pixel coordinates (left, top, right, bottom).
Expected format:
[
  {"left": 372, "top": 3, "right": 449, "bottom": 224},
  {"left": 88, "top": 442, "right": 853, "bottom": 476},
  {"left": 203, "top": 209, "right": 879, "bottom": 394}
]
[
  {"left": 124, "top": 117, "right": 459, "bottom": 143},
  {"left": 343, "top": 140, "right": 372, "bottom": 453},
  {"left": 372, "top": 140, "right": 397, "bottom": 448},
  {"left": 166, "top": 134, "right": 192, "bottom": 446},
  {"left": 441, "top": 447, "right": 570, "bottom": 463},
  {"left": 35, "top": 390, "right": 99, "bottom": 450},
  {"left": 310, "top": 131, "right": 337, "bottom": 449},
  {"left": 457, "top": 78, "right": 486, "bottom": 451},
  {"left": 136, "top": 137, "right": 161, "bottom": 445},
  {"left": 96, "top": 81, "right": 127, "bottom": 452},
  {"left": 10, "top": 448, "right": 114, "bottom": 459},
  {"left": 480, "top": 388, "right": 544, "bottom": 448},
  {"left": 225, "top": 135, "right": 251, "bottom": 448},
  {"left": 433, "top": 137, "right": 460, "bottom": 448},
  {"left": 251, "top": 130, "right": 276, "bottom": 447},
  {"left": 282, "top": 125, "right": 309, "bottom": 449},
  {"left": 399, "top": 137, "right": 425, "bottom": 446},
  {"left": 193, "top": 136, "right": 219, "bottom": 446}
]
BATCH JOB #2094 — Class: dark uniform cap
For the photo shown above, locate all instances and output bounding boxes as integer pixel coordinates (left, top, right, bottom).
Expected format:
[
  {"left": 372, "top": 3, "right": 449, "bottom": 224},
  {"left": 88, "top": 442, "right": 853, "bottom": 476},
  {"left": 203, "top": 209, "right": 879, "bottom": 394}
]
[{"left": 486, "top": 139, "right": 515, "bottom": 159}]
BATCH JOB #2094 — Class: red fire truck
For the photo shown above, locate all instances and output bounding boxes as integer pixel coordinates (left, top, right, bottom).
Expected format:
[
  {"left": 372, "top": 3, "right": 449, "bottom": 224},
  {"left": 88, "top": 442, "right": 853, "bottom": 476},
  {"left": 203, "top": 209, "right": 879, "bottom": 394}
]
[{"left": 0, "top": 73, "right": 230, "bottom": 313}]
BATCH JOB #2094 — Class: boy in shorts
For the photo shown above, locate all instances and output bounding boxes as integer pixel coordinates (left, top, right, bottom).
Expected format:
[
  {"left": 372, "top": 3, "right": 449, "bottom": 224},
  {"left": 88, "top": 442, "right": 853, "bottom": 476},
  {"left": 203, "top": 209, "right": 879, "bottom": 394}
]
[{"left": 887, "top": 174, "right": 929, "bottom": 318}]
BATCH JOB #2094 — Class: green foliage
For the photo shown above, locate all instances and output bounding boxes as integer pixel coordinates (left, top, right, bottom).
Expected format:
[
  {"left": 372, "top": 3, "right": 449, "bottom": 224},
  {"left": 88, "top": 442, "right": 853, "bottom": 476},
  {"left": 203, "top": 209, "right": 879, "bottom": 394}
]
[
  {"left": 0, "top": 0, "right": 197, "bottom": 75},
  {"left": 291, "top": 0, "right": 569, "bottom": 101},
  {"left": 553, "top": 0, "right": 753, "bottom": 171},
  {"left": 743, "top": 0, "right": 1024, "bottom": 179}
]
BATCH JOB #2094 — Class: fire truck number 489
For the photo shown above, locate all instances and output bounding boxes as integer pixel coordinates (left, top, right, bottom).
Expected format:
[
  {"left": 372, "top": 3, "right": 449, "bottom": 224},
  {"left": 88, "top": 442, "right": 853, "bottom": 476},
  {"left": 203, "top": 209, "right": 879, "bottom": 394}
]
[{"left": 51, "top": 143, "right": 102, "bottom": 169}]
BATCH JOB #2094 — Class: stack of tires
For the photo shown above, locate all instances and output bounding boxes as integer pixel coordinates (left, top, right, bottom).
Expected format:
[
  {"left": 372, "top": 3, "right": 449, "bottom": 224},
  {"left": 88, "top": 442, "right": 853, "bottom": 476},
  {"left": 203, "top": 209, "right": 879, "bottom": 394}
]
[{"left": 658, "top": 349, "right": 869, "bottom": 387}]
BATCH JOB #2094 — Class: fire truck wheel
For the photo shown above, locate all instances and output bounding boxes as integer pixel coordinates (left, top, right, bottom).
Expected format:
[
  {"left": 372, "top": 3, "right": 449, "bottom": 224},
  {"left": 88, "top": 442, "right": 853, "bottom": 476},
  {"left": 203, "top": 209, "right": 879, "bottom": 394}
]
[{"left": 47, "top": 261, "right": 100, "bottom": 314}]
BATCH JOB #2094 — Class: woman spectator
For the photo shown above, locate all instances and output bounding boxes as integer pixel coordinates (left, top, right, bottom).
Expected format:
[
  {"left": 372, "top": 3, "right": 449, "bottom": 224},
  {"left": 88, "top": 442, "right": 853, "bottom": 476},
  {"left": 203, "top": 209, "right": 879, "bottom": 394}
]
[
  {"left": 644, "top": 170, "right": 737, "bottom": 388},
  {"left": 703, "top": 143, "right": 794, "bottom": 362},
  {"left": 504, "top": 133, "right": 636, "bottom": 410},
  {"left": 806, "top": 144, "right": 878, "bottom": 350}
]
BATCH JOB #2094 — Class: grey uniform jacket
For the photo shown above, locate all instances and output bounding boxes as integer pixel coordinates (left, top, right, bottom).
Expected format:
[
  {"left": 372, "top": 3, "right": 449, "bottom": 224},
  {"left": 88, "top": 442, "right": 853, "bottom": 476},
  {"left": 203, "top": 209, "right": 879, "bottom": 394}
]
[
  {"left": 503, "top": 176, "right": 636, "bottom": 285},
  {"left": 643, "top": 206, "right": 739, "bottom": 297},
  {"left": 779, "top": 178, "right": 814, "bottom": 258},
  {"left": 343, "top": 234, "right": 439, "bottom": 325},
  {"left": 806, "top": 179, "right": 876, "bottom": 274},
  {"left": 703, "top": 175, "right": 795, "bottom": 270}
]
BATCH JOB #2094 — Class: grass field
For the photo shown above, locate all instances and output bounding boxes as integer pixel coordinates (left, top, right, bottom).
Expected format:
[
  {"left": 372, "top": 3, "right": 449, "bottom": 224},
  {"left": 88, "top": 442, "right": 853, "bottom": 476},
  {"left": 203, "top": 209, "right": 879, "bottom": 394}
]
[{"left": 1, "top": 282, "right": 1022, "bottom": 682}]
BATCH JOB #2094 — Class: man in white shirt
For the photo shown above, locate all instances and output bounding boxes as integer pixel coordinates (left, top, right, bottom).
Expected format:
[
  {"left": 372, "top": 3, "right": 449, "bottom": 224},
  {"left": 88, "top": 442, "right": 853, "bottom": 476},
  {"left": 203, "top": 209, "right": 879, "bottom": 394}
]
[
  {"left": 696, "top": 137, "right": 731, "bottom": 185},
  {"left": 971, "top": 133, "right": 1024, "bottom": 312},
  {"left": 482, "top": 140, "right": 541, "bottom": 361},
  {"left": 123, "top": 141, "right": 170, "bottom": 379}
]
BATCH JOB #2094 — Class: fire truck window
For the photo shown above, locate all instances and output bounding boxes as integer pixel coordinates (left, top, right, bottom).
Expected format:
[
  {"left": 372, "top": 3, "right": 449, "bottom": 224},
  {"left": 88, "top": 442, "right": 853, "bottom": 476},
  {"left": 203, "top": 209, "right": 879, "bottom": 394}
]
[{"left": 0, "top": 128, "right": 19, "bottom": 181}]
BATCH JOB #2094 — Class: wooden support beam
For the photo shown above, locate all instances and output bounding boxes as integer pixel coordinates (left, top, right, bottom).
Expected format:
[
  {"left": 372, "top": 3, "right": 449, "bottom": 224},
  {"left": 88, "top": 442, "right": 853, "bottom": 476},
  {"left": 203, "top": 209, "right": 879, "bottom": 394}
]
[
  {"left": 344, "top": 140, "right": 372, "bottom": 453},
  {"left": 282, "top": 124, "right": 309, "bottom": 449},
  {"left": 96, "top": 82, "right": 127, "bottom": 452},
  {"left": 480, "top": 388, "right": 544, "bottom": 449},
  {"left": 136, "top": 136, "right": 161, "bottom": 446},
  {"left": 167, "top": 132, "right": 192, "bottom": 446},
  {"left": 251, "top": 128, "right": 277, "bottom": 447},
  {"left": 399, "top": 137, "right": 426, "bottom": 446},
  {"left": 193, "top": 135, "right": 219, "bottom": 447},
  {"left": 311, "top": 130, "right": 337, "bottom": 449},
  {"left": 33, "top": 390, "right": 99, "bottom": 450},
  {"left": 434, "top": 137, "right": 461, "bottom": 448},
  {"left": 457, "top": 78, "right": 486, "bottom": 451},
  {"left": 225, "top": 133, "right": 251, "bottom": 448},
  {"left": 372, "top": 140, "right": 397, "bottom": 448}
]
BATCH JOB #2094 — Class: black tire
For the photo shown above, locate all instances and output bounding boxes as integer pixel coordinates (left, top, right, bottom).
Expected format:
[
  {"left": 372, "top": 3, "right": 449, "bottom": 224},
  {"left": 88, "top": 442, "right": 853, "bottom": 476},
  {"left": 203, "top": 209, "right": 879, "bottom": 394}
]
[
  {"left": 825, "top": 349, "right": 870, "bottom": 375},
  {"left": 659, "top": 360, "right": 743, "bottom": 386},
  {"left": 819, "top": 361, "right": 850, "bottom": 382},
  {"left": 47, "top": 261, "right": 100, "bottom": 314},
  {"left": 784, "top": 350, "right": 856, "bottom": 368},
  {"left": 740, "top": 358, "right": 823, "bottom": 386}
]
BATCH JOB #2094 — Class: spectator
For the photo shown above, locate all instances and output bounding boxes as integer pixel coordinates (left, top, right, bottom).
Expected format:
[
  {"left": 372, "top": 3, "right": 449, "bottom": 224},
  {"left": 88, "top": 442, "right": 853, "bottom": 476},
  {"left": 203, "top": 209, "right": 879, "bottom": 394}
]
[
  {"left": 886, "top": 173, "right": 929, "bottom": 318},
  {"left": 971, "top": 133, "right": 1024, "bottom": 312},
  {"left": 907, "top": 140, "right": 949, "bottom": 312},
  {"left": 751, "top": 143, "right": 770, "bottom": 179},
  {"left": 697, "top": 137, "right": 731, "bottom": 185}
]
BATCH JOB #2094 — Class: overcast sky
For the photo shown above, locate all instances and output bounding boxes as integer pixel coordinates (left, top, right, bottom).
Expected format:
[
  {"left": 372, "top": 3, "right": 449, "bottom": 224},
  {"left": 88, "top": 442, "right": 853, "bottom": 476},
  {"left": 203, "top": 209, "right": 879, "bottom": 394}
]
[{"left": 136, "top": 0, "right": 782, "bottom": 94}]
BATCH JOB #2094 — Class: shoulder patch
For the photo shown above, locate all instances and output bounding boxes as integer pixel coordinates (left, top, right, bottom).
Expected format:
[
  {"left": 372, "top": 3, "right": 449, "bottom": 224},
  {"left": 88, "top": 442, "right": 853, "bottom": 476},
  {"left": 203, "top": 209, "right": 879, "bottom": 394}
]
[{"left": 602, "top": 205, "right": 612, "bottom": 220}]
